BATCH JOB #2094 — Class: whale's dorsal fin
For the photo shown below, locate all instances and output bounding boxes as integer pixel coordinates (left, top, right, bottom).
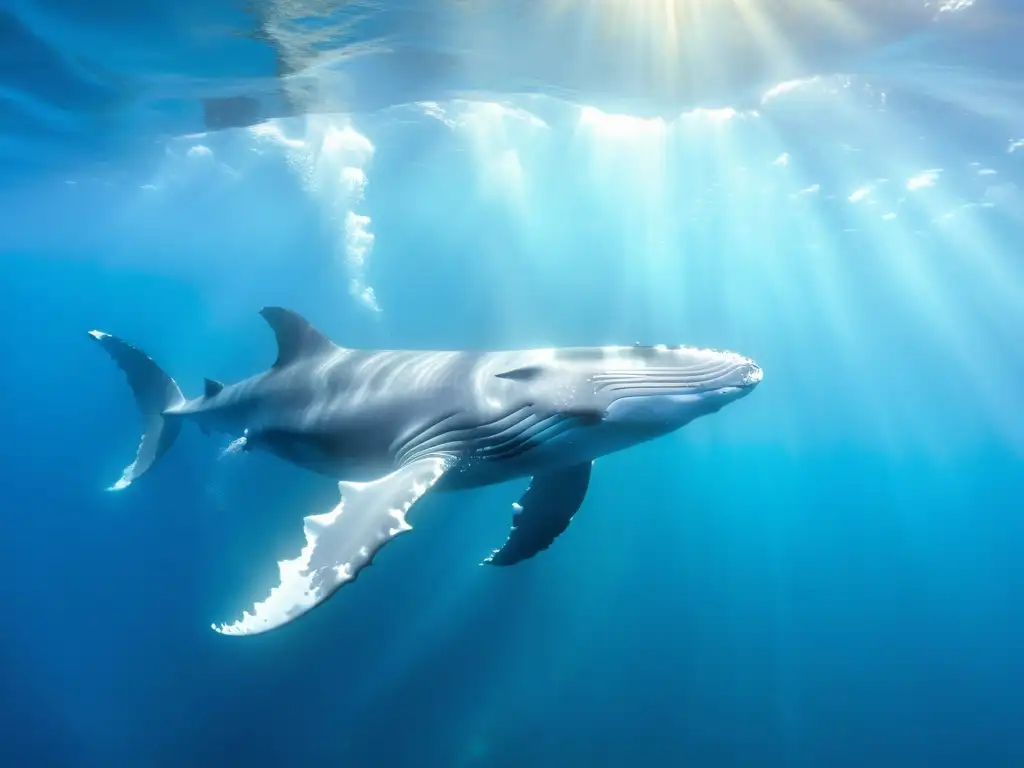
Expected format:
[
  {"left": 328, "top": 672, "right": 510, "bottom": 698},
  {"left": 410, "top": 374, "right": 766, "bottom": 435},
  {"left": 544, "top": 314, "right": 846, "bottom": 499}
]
[
  {"left": 204, "top": 378, "right": 225, "bottom": 397},
  {"left": 259, "top": 307, "right": 339, "bottom": 368}
]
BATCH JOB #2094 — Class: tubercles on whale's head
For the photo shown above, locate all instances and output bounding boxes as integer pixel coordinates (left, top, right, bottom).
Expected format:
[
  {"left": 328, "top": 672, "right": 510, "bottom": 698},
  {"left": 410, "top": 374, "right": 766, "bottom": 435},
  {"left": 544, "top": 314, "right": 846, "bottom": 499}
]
[
  {"left": 595, "top": 344, "right": 762, "bottom": 429},
  {"left": 494, "top": 342, "right": 761, "bottom": 435}
]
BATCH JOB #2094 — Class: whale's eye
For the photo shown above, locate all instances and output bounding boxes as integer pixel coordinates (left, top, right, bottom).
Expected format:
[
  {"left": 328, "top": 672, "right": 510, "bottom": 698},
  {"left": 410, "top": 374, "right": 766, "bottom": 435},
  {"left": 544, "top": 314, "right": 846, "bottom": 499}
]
[
  {"left": 495, "top": 365, "right": 543, "bottom": 382},
  {"left": 563, "top": 406, "right": 603, "bottom": 425}
]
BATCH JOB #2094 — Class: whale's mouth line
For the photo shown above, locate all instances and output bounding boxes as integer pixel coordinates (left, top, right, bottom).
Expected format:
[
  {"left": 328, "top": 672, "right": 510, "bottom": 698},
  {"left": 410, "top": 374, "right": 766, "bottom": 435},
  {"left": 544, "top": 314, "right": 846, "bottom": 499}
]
[
  {"left": 589, "top": 363, "right": 763, "bottom": 416},
  {"left": 591, "top": 361, "right": 763, "bottom": 397},
  {"left": 593, "top": 378, "right": 760, "bottom": 396}
]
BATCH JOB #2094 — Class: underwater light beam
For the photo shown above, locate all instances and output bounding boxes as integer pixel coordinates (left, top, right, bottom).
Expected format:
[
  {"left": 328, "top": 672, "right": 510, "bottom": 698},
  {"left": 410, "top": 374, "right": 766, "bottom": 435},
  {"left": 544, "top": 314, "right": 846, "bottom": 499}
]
[{"left": 803, "top": 84, "right": 1024, "bottom": 453}]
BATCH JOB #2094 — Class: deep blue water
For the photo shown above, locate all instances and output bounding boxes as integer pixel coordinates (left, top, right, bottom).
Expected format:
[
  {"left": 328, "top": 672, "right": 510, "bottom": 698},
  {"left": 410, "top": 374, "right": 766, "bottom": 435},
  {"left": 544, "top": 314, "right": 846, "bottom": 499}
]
[{"left": 3, "top": 1, "right": 1024, "bottom": 766}]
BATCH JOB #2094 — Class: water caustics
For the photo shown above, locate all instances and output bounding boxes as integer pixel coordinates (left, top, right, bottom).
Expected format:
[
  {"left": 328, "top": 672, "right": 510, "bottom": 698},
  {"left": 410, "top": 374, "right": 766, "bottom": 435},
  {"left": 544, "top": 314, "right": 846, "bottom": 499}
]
[{"left": 0, "top": 0, "right": 993, "bottom": 169}]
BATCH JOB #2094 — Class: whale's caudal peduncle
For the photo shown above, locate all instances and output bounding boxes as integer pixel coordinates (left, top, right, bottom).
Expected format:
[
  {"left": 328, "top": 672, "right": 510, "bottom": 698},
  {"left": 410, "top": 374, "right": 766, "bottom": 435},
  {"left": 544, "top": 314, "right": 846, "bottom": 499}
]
[{"left": 89, "top": 307, "right": 762, "bottom": 636}]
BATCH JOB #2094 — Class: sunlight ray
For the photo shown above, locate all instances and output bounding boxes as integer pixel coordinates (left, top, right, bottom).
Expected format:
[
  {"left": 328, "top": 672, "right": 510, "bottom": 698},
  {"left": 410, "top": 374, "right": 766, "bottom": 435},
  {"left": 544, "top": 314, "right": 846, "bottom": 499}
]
[
  {"left": 797, "top": 89, "right": 1024, "bottom": 454},
  {"left": 698, "top": 120, "right": 822, "bottom": 452},
  {"left": 883, "top": 67, "right": 1024, "bottom": 140},
  {"left": 688, "top": 120, "right": 815, "bottom": 450}
]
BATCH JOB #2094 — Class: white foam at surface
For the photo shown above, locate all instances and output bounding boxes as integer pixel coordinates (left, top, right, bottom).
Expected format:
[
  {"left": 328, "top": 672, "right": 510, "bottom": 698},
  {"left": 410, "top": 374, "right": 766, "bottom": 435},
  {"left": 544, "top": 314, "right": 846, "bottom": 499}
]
[
  {"left": 848, "top": 186, "right": 872, "bottom": 203},
  {"left": 418, "top": 100, "right": 550, "bottom": 208},
  {"left": 906, "top": 169, "right": 941, "bottom": 191}
]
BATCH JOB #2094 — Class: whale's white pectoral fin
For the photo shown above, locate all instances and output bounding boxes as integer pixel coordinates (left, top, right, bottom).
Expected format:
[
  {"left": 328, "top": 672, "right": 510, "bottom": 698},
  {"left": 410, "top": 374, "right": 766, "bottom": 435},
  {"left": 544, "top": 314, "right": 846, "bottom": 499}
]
[
  {"left": 483, "top": 461, "right": 593, "bottom": 567},
  {"left": 212, "top": 453, "right": 456, "bottom": 636}
]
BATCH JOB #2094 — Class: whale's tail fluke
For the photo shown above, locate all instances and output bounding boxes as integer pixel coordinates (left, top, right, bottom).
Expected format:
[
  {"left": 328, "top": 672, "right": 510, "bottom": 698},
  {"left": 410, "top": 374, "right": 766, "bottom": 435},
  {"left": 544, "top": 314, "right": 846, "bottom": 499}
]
[{"left": 88, "top": 330, "right": 186, "bottom": 491}]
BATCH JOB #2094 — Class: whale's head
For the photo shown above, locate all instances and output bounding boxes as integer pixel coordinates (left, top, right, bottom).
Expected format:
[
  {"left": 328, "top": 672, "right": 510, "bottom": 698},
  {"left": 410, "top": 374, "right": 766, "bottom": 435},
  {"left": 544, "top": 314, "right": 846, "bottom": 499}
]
[
  {"left": 493, "top": 344, "right": 761, "bottom": 455},
  {"left": 590, "top": 345, "right": 762, "bottom": 432}
]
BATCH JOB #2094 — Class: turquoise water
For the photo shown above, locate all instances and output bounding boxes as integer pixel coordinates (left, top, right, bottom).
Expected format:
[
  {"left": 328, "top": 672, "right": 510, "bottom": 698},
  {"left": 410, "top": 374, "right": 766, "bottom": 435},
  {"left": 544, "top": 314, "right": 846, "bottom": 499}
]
[{"left": 2, "top": 1, "right": 1024, "bottom": 765}]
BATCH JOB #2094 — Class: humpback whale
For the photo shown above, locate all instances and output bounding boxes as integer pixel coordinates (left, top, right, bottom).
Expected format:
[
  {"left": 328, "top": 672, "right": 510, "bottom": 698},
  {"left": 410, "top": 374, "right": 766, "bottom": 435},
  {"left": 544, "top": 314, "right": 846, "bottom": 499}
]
[{"left": 89, "top": 307, "right": 762, "bottom": 636}]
